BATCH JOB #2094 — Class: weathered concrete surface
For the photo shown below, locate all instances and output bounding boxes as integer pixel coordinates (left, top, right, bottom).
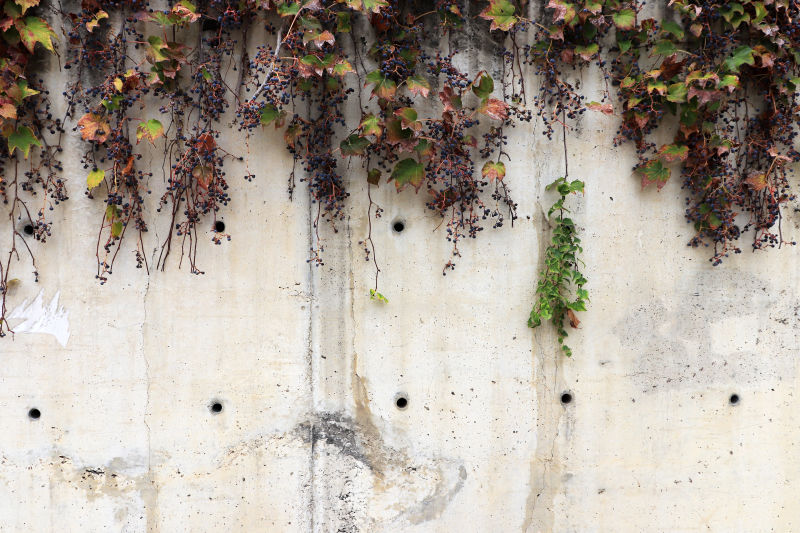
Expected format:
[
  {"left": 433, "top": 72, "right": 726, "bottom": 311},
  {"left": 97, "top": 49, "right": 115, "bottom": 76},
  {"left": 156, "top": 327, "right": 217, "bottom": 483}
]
[{"left": 2, "top": 17, "right": 800, "bottom": 533}]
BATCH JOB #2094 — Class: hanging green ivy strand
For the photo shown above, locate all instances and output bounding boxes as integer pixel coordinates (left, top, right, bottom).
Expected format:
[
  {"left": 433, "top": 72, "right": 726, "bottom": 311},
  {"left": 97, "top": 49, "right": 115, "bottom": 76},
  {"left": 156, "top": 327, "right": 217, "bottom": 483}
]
[{"left": 1, "top": 0, "right": 798, "bottom": 351}]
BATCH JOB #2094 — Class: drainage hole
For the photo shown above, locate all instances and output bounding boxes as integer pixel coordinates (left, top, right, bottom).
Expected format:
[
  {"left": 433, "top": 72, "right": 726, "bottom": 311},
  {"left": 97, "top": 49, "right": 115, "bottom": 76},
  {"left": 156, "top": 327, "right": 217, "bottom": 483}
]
[
  {"left": 392, "top": 220, "right": 405, "bottom": 233},
  {"left": 214, "top": 220, "right": 225, "bottom": 233},
  {"left": 210, "top": 402, "right": 223, "bottom": 414},
  {"left": 28, "top": 408, "right": 41, "bottom": 420},
  {"left": 23, "top": 224, "right": 34, "bottom": 235},
  {"left": 729, "top": 393, "right": 740, "bottom": 405},
  {"left": 395, "top": 396, "right": 408, "bottom": 410},
  {"left": 560, "top": 392, "right": 573, "bottom": 405}
]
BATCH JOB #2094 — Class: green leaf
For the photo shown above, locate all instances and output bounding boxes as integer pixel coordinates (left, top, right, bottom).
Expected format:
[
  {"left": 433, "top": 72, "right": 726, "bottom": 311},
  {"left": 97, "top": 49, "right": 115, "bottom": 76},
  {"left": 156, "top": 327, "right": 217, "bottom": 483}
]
[
  {"left": 369, "top": 288, "right": 388, "bottom": 303},
  {"left": 666, "top": 82, "right": 688, "bottom": 102},
  {"left": 618, "top": 40, "right": 632, "bottom": 54},
  {"left": 472, "top": 73, "right": 494, "bottom": 99},
  {"left": 365, "top": 70, "right": 397, "bottom": 100},
  {"left": 7, "top": 125, "right": 41, "bottom": 159},
  {"left": 136, "top": 119, "right": 164, "bottom": 144},
  {"left": 637, "top": 159, "right": 671, "bottom": 189},
  {"left": 658, "top": 143, "right": 688, "bottom": 163},
  {"left": 360, "top": 114, "right": 382, "bottom": 137},
  {"left": 574, "top": 43, "right": 599, "bottom": 61},
  {"left": 87, "top": 168, "right": 105, "bottom": 190},
  {"left": 479, "top": 0, "right": 517, "bottom": 31},
  {"left": 340, "top": 134, "right": 370, "bottom": 156},
  {"left": 390, "top": 158, "right": 424, "bottom": 191},
  {"left": 612, "top": 9, "right": 636, "bottom": 30},
  {"left": 111, "top": 221, "right": 123, "bottom": 238},
  {"left": 654, "top": 39, "right": 677, "bottom": 55},
  {"left": 367, "top": 168, "right": 381, "bottom": 185},
  {"left": 660, "top": 20, "right": 684, "bottom": 39},
  {"left": 259, "top": 104, "right": 280, "bottom": 125},
  {"left": 17, "top": 16, "right": 55, "bottom": 53},
  {"left": 724, "top": 46, "right": 755, "bottom": 72}
]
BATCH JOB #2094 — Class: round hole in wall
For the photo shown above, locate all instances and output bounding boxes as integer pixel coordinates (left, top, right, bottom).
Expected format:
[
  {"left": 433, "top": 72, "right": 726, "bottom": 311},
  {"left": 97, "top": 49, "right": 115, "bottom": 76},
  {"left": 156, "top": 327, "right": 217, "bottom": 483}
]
[
  {"left": 209, "top": 401, "right": 223, "bottom": 414},
  {"left": 395, "top": 395, "right": 408, "bottom": 410},
  {"left": 28, "top": 408, "right": 41, "bottom": 420},
  {"left": 729, "top": 393, "right": 740, "bottom": 405},
  {"left": 392, "top": 220, "right": 405, "bottom": 233},
  {"left": 560, "top": 392, "right": 573, "bottom": 405},
  {"left": 23, "top": 224, "right": 34, "bottom": 236},
  {"left": 213, "top": 220, "right": 225, "bottom": 233}
]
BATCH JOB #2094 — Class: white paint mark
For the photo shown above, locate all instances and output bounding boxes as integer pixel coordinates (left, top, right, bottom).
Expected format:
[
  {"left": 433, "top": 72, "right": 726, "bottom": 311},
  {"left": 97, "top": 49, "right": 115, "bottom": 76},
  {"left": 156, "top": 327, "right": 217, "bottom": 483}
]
[{"left": 7, "top": 290, "right": 70, "bottom": 347}]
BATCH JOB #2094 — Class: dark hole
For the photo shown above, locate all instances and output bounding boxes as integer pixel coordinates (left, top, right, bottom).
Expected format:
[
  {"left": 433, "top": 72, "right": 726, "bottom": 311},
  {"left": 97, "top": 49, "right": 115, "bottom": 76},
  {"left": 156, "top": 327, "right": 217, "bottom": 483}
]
[
  {"left": 729, "top": 394, "right": 740, "bottom": 405},
  {"left": 393, "top": 221, "right": 405, "bottom": 233},
  {"left": 23, "top": 224, "right": 34, "bottom": 235},
  {"left": 560, "top": 392, "right": 573, "bottom": 405},
  {"left": 214, "top": 220, "right": 225, "bottom": 233},
  {"left": 395, "top": 396, "right": 408, "bottom": 409},
  {"left": 28, "top": 408, "right": 40, "bottom": 420},
  {"left": 210, "top": 402, "right": 223, "bottom": 414}
]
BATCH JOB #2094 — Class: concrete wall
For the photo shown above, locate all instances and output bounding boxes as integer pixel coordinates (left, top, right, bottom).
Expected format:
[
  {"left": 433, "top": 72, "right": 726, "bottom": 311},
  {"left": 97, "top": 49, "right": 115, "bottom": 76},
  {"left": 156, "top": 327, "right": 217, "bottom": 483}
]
[{"left": 1, "top": 14, "right": 799, "bottom": 533}]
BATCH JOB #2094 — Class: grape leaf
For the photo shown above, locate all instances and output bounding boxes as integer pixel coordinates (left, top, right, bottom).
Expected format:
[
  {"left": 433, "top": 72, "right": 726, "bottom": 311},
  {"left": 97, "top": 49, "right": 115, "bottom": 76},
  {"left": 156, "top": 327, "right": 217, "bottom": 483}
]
[
  {"left": 479, "top": 0, "right": 517, "bottom": 31},
  {"left": 77, "top": 113, "right": 111, "bottom": 143},
  {"left": 340, "top": 134, "right": 370, "bottom": 156},
  {"left": 136, "top": 119, "right": 164, "bottom": 144},
  {"left": 7, "top": 125, "right": 41, "bottom": 158},
  {"left": 472, "top": 73, "right": 494, "bottom": 99},
  {"left": 481, "top": 161, "right": 506, "bottom": 182},
  {"left": 391, "top": 158, "right": 424, "bottom": 191},
  {"left": 86, "top": 168, "right": 105, "bottom": 190},
  {"left": 612, "top": 9, "right": 636, "bottom": 30},
  {"left": 16, "top": 16, "right": 55, "bottom": 53},
  {"left": 407, "top": 75, "right": 430, "bottom": 98}
]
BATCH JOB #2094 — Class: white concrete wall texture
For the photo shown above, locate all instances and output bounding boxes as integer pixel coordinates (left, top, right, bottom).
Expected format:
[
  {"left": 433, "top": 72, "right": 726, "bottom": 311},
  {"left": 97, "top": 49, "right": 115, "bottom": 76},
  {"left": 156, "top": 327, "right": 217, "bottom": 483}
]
[{"left": 1, "top": 7, "right": 799, "bottom": 533}]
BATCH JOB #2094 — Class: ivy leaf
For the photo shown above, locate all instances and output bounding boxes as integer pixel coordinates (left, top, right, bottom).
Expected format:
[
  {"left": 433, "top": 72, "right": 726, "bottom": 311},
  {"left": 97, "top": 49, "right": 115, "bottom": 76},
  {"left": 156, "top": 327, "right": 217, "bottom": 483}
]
[
  {"left": 479, "top": 0, "right": 517, "bottom": 31},
  {"left": 654, "top": 39, "right": 677, "bottom": 55},
  {"left": 658, "top": 143, "right": 688, "bottom": 163},
  {"left": 259, "top": 104, "right": 280, "bottom": 125},
  {"left": 365, "top": 70, "right": 397, "bottom": 100},
  {"left": 574, "top": 43, "right": 599, "bottom": 61},
  {"left": 478, "top": 98, "right": 509, "bottom": 120},
  {"left": 86, "top": 168, "right": 105, "bottom": 190},
  {"left": 390, "top": 158, "right": 424, "bottom": 191},
  {"left": 340, "top": 134, "right": 370, "bottom": 156},
  {"left": 136, "top": 119, "right": 164, "bottom": 144},
  {"left": 394, "top": 107, "right": 421, "bottom": 131},
  {"left": 481, "top": 161, "right": 506, "bottom": 182},
  {"left": 111, "top": 221, "right": 123, "bottom": 238},
  {"left": 724, "top": 46, "right": 755, "bottom": 72},
  {"left": 407, "top": 75, "right": 431, "bottom": 98},
  {"left": 14, "top": 0, "right": 40, "bottom": 15},
  {"left": 369, "top": 288, "right": 388, "bottom": 303},
  {"left": 330, "top": 60, "right": 354, "bottom": 77},
  {"left": 745, "top": 172, "right": 768, "bottom": 191},
  {"left": 472, "top": 73, "right": 494, "bottom": 99},
  {"left": 612, "top": 9, "right": 636, "bottom": 30},
  {"left": 637, "top": 159, "right": 671, "bottom": 189},
  {"left": 367, "top": 168, "right": 381, "bottom": 185},
  {"left": 7, "top": 125, "right": 41, "bottom": 159},
  {"left": 360, "top": 114, "right": 382, "bottom": 137},
  {"left": 77, "top": 113, "right": 111, "bottom": 143},
  {"left": 660, "top": 20, "right": 684, "bottom": 39},
  {"left": 16, "top": 16, "right": 56, "bottom": 53},
  {"left": 6, "top": 79, "right": 39, "bottom": 105},
  {"left": 666, "top": 82, "right": 688, "bottom": 102},
  {"left": 546, "top": 0, "right": 576, "bottom": 26}
]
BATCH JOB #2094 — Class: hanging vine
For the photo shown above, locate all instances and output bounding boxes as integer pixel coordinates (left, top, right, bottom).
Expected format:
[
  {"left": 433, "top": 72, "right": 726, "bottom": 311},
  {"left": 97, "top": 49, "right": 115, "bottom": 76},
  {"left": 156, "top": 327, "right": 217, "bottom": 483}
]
[{"left": 0, "top": 0, "right": 798, "bottom": 352}]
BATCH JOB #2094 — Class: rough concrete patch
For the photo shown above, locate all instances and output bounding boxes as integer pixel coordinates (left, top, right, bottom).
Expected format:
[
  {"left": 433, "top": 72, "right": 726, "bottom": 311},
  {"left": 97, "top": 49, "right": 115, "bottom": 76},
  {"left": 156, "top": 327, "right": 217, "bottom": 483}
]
[{"left": 614, "top": 270, "right": 799, "bottom": 391}]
